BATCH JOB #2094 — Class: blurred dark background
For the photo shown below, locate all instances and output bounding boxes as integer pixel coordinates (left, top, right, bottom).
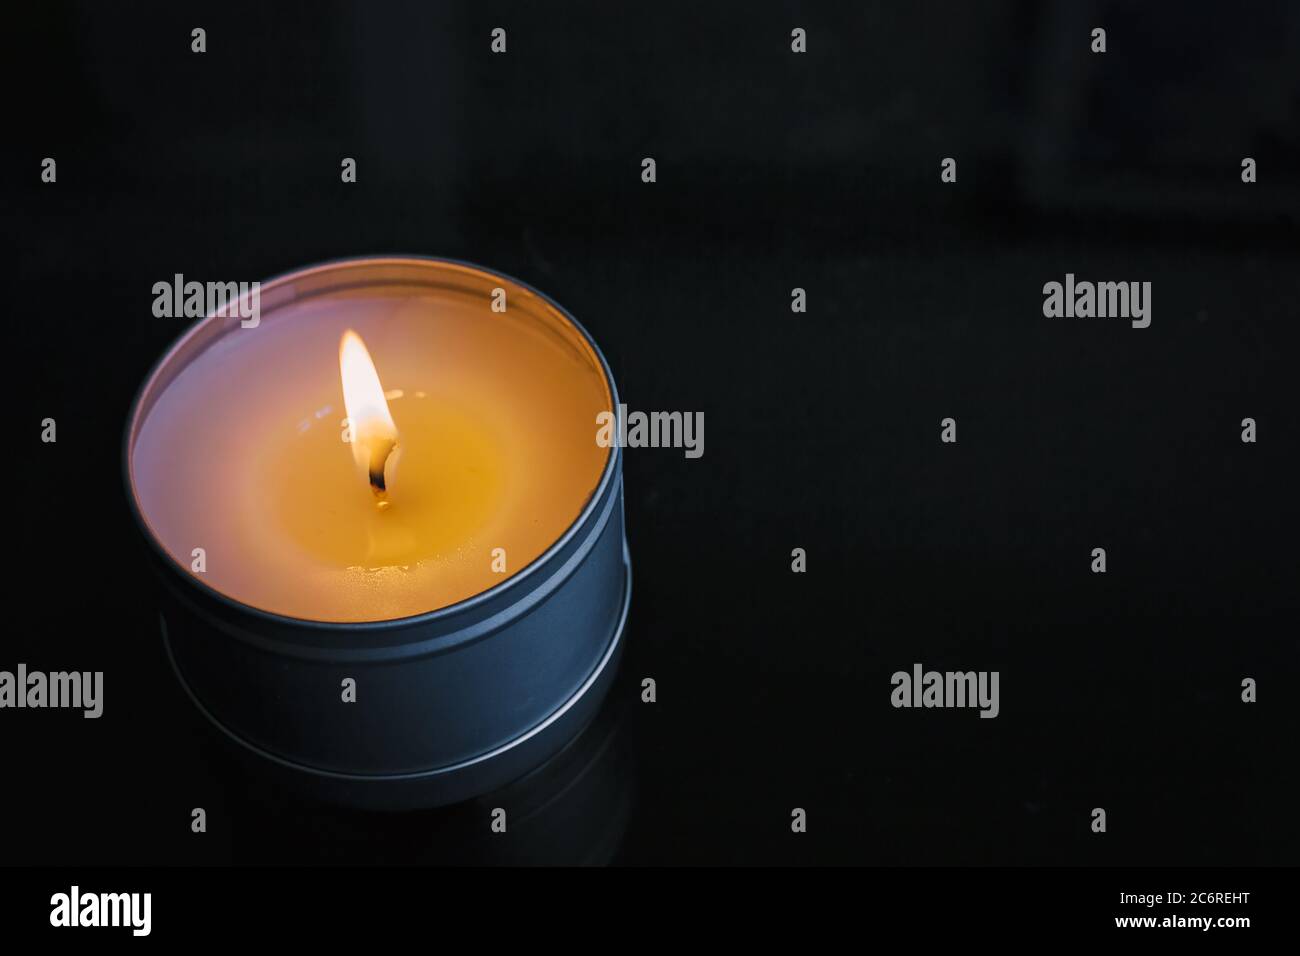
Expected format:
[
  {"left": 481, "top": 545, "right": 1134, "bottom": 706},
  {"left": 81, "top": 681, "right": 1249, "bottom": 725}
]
[{"left": 4, "top": 1, "right": 1297, "bottom": 865}]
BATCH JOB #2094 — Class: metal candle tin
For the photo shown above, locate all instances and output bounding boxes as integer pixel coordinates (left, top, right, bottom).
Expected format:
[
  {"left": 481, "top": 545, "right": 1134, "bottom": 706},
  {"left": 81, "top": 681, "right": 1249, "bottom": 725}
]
[{"left": 124, "top": 257, "right": 631, "bottom": 811}]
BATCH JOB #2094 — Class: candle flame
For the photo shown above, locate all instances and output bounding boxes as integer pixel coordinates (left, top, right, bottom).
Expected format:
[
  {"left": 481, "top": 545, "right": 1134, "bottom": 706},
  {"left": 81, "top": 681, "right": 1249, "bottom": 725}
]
[{"left": 339, "top": 329, "right": 399, "bottom": 500}]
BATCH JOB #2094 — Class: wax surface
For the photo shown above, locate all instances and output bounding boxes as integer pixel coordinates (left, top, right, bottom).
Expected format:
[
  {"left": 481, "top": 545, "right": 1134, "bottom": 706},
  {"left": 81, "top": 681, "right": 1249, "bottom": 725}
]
[{"left": 131, "top": 266, "right": 611, "bottom": 622}]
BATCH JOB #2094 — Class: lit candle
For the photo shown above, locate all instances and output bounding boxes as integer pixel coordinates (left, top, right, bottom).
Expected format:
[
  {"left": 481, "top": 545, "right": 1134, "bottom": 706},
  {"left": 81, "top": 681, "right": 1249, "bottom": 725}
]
[
  {"left": 125, "top": 257, "right": 631, "bottom": 808},
  {"left": 130, "top": 258, "right": 612, "bottom": 622}
]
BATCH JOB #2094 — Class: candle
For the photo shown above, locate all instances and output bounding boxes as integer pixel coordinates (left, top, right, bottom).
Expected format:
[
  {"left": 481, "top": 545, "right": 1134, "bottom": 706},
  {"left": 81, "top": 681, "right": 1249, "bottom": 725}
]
[
  {"left": 131, "top": 258, "right": 611, "bottom": 622},
  {"left": 125, "top": 257, "right": 632, "bottom": 809}
]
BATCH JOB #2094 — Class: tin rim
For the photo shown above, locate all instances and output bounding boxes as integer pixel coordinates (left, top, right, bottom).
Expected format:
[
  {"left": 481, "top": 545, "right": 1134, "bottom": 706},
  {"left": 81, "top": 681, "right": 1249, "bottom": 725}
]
[{"left": 123, "top": 255, "right": 624, "bottom": 637}]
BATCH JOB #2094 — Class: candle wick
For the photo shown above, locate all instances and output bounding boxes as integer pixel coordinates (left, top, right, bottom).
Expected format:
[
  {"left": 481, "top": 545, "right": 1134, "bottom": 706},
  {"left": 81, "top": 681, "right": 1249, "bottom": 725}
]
[{"left": 368, "top": 438, "right": 398, "bottom": 501}]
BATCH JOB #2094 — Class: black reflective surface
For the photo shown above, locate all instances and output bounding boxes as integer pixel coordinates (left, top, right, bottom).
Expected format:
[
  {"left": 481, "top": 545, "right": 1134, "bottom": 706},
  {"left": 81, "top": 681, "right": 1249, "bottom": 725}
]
[{"left": 6, "top": 1, "right": 1297, "bottom": 865}]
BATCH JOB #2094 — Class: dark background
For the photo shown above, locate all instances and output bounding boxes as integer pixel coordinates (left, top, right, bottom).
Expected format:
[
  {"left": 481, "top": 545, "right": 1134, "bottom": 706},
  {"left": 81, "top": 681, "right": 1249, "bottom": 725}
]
[{"left": 4, "top": 1, "right": 1297, "bottom": 865}]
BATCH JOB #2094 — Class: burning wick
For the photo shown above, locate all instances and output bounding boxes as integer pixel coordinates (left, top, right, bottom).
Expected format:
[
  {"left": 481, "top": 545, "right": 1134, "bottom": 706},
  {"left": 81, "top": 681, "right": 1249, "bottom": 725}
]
[
  {"left": 339, "top": 329, "right": 400, "bottom": 507},
  {"left": 366, "top": 436, "right": 397, "bottom": 497}
]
